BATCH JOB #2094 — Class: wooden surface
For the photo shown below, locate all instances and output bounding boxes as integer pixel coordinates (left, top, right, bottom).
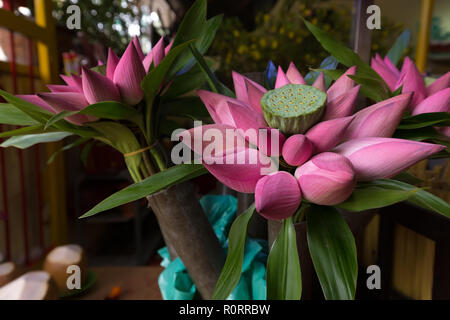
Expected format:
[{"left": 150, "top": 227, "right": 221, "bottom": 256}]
[{"left": 73, "top": 266, "right": 163, "bottom": 300}]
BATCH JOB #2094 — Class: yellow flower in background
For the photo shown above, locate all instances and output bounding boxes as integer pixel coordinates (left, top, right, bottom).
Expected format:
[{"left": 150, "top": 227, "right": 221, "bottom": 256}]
[
  {"left": 312, "top": 18, "right": 318, "bottom": 25},
  {"left": 279, "top": 27, "right": 285, "bottom": 35},
  {"left": 288, "top": 31, "right": 294, "bottom": 39},
  {"left": 296, "top": 37, "right": 302, "bottom": 44},
  {"left": 238, "top": 44, "right": 248, "bottom": 54},
  {"left": 271, "top": 40, "right": 278, "bottom": 49},
  {"left": 270, "top": 26, "right": 276, "bottom": 32},
  {"left": 372, "top": 43, "right": 379, "bottom": 50},
  {"left": 233, "top": 30, "right": 240, "bottom": 37},
  {"left": 225, "top": 52, "right": 232, "bottom": 64},
  {"left": 251, "top": 50, "right": 261, "bottom": 61},
  {"left": 263, "top": 14, "right": 270, "bottom": 23},
  {"left": 259, "top": 38, "right": 267, "bottom": 48},
  {"left": 324, "top": 24, "right": 330, "bottom": 31}
]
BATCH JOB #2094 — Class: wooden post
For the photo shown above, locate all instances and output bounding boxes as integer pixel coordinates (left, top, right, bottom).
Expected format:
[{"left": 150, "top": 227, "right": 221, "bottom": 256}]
[
  {"left": 351, "top": 0, "right": 374, "bottom": 64},
  {"left": 416, "top": 0, "right": 435, "bottom": 73}
]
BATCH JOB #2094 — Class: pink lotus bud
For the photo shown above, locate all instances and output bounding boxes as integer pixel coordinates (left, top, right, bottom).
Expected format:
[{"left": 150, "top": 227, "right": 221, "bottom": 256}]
[
  {"left": 343, "top": 93, "right": 412, "bottom": 140},
  {"left": 334, "top": 137, "right": 445, "bottom": 181},
  {"left": 306, "top": 116, "right": 354, "bottom": 153},
  {"left": 323, "top": 85, "right": 360, "bottom": 120},
  {"left": 81, "top": 67, "right": 121, "bottom": 104},
  {"left": 412, "top": 87, "right": 450, "bottom": 116},
  {"left": 327, "top": 66, "right": 356, "bottom": 102},
  {"left": 255, "top": 171, "right": 302, "bottom": 220},
  {"left": 282, "top": 134, "right": 313, "bottom": 166},
  {"left": 312, "top": 72, "right": 325, "bottom": 92},
  {"left": 113, "top": 42, "right": 146, "bottom": 105},
  {"left": 295, "top": 152, "right": 356, "bottom": 205},
  {"left": 275, "top": 66, "right": 290, "bottom": 88},
  {"left": 286, "top": 62, "right": 306, "bottom": 85},
  {"left": 106, "top": 48, "right": 120, "bottom": 80},
  {"left": 132, "top": 37, "right": 145, "bottom": 61},
  {"left": 427, "top": 71, "right": 450, "bottom": 96},
  {"left": 397, "top": 57, "right": 426, "bottom": 108}
]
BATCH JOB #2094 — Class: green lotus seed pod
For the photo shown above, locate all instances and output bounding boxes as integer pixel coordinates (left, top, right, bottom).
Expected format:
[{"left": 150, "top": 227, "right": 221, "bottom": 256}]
[{"left": 261, "top": 84, "right": 327, "bottom": 135}]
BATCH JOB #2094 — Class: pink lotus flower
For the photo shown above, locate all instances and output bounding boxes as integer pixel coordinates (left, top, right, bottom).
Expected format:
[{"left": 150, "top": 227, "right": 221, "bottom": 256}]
[
  {"left": 17, "top": 37, "right": 172, "bottom": 125},
  {"left": 372, "top": 54, "right": 450, "bottom": 114},
  {"left": 178, "top": 63, "right": 444, "bottom": 220}
]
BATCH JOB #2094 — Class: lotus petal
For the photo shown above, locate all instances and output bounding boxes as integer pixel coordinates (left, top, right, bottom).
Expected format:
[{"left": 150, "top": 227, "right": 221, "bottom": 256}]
[
  {"left": 282, "top": 134, "right": 313, "bottom": 166},
  {"left": 306, "top": 116, "right": 354, "bottom": 153},
  {"left": 81, "top": 67, "right": 121, "bottom": 104},
  {"left": 323, "top": 85, "right": 360, "bottom": 120},
  {"left": 327, "top": 66, "right": 356, "bottom": 102},
  {"left": 286, "top": 62, "right": 306, "bottom": 85},
  {"left": 412, "top": 87, "right": 450, "bottom": 115}
]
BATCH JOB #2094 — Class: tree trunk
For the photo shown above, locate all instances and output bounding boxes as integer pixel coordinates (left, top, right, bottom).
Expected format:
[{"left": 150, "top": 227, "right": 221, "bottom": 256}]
[{"left": 147, "top": 181, "right": 225, "bottom": 299}]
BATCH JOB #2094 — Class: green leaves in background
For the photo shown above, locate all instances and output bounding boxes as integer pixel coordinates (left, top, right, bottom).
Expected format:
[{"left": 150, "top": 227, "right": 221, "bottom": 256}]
[
  {"left": 212, "top": 204, "right": 255, "bottom": 300},
  {"left": 266, "top": 217, "right": 302, "bottom": 300},
  {"left": 168, "top": 0, "right": 222, "bottom": 77},
  {"left": 362, "top": 179, "right": 450, "bottom": 218},
  {"left": 161, "top": 97, "right": 210, "bottom": 120},
  {"left": 386, "top": 29, "right": 411, "bottom": 66},
  {"left": 337, "top": 185, "right": 418, "bottom": 212},
  {"left": 306, "top": 205, "right": 357, "bottom": 300},
  {"left": 189, "top": 44, "right": 235, "bottom": 97},
  {"left": 80, "top": 164, "right": 207, "bottom": 218},
  {"left": 303, "top": 18, "right": 390, "bottom": 101},
  {"left": 0, "top": 132, "right": 72, "bottom": 149}
]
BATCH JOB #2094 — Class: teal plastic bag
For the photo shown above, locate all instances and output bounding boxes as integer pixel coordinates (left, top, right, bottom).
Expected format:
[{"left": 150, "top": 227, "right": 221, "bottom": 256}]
[{"left": 157, "top": 195, "right": 268, "bottom": 300}]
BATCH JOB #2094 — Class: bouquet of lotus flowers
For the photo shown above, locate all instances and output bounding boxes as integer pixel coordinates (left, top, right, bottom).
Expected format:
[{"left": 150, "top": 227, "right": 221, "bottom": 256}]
[{"left": 0, "top": 0, "right": 448, "bottom": 300}]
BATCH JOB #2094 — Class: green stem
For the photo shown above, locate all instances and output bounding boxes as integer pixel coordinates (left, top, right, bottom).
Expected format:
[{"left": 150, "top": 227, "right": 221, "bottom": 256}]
[{"left": 150, "top": 146, "right": 166, "bottom": 171}]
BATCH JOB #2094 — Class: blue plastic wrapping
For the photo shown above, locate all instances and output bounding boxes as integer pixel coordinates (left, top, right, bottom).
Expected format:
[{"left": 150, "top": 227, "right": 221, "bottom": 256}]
[{"left": 157, "top": 194, "right": 267, "bottom": 300}]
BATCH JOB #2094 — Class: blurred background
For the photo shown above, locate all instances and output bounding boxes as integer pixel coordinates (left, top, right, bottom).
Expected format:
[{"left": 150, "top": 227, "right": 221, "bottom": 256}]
[{"left": 0, "top": 0, "right": 448, "bottom": 300}]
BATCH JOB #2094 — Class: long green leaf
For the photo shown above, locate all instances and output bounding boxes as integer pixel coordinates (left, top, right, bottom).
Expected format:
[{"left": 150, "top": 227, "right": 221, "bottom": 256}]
[
  {"left": 266, "top": 217, "right": 302, "bottom": 300},
  {"left": 0, "top": 125, "right": 48, "bottom": 138},
  {"left": 303, "top": 18, "right": 389, "bottom": 100},
  {"left": 361, "top": 179, "right": 450, "bottom": 218},
  {"left": 44, "top": 110, "right": 77, "bottom": 129},
  {"left": 189, "top": 44, "right": 235, "bottom": 97},
  {"left": 0, "top": 89, "right": 52, "bottom": 123},
  {"left": 386, "top": 29, "right": 411, "bottom": 66},
  {"left": 0, "top": 103, "right": 39, "bottom": 126},
  {"left": 337, "top": 186, "right": 418, "bottom": 212},
  {"left": 212, "top": 204, "right": 255, "bottom": 300},
  {"left": 161, "top": 97, "right": 210, "bottom": 119},
  {"left": 307, "top": 205, "right": 357, "bottom": 300},
  {"left": 80, "top": 164, "right": 208, "bottom": 218},
  {"left": 1, "top": 132, "right": 72, "bottom": 149},
  {"left": 47, "top": 137, "right": 90, "bottom": 164}
]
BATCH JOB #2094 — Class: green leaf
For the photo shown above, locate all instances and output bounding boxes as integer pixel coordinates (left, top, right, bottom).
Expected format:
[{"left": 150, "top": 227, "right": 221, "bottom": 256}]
[
  {"left": 44, "top": 110, "right": 77, "bottom": 129},
  {"left": 362, "top": 179, "right": 450, "bottom": 218},
  {"left": 91, "top": 64, "right": 106, "bottom": 76},
  {"left": 393, "top": 171, "right": 423, "bottom": 185},
  {"left": 303, "top": 18, "right": 389, "bottom": 100},
  {"left": 80, "top": 164, "right": 208, "bottom": 218},
  {"left": 212, "top": 203, "right": 255, "bottom": 300},
  {"left": 0, "top": 132, "right": 72, "bottom": 149},
  {"left": 398, "top": 112, "right": 450, "bottom": 129},
  {"left": 386, "top": 29, "right": 411, "bottom": 66},
  {"left": 394, "top": 126, "right": 447, "bottom": 141},
  {"left": 337, "top": 186, "right": 418, "bottom": 212},
  {"left": 0, "top": 89, "right": 52, "bottom": 123},
  {"left": 0, "top": 103, "right": 39, "bottom": 126},
  {"left": 80, "top": 101, "right": 145, "bottom": 131},
  {"left": 0, "top": 125, "right": 48, "bottom": 138},
  {"left": 266, "top": 217, "right": 302, "bottom": 300},
  {"left": 305, "top": 55, "right": 339, "bottom": 87},
  {"left": 347, "top": 74, "right": 390, "bottom": 101},
  {"left": 307, "top": 206, "right": 357, "bottom": 300},
  {"left": 162, "top": 58, "right": 216, "bottom": 100},
  {"left": 189, "top": 44, "right": 235, "bottom": 97},
  {"left": 161, "top": 97, "right": 210, "bottom": 119},
  {"left": 87, "top": 122, "right": 142, "bottom": 177},
  {"left": 167, "top": 0, "right": 222, "bottom": 77}
]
